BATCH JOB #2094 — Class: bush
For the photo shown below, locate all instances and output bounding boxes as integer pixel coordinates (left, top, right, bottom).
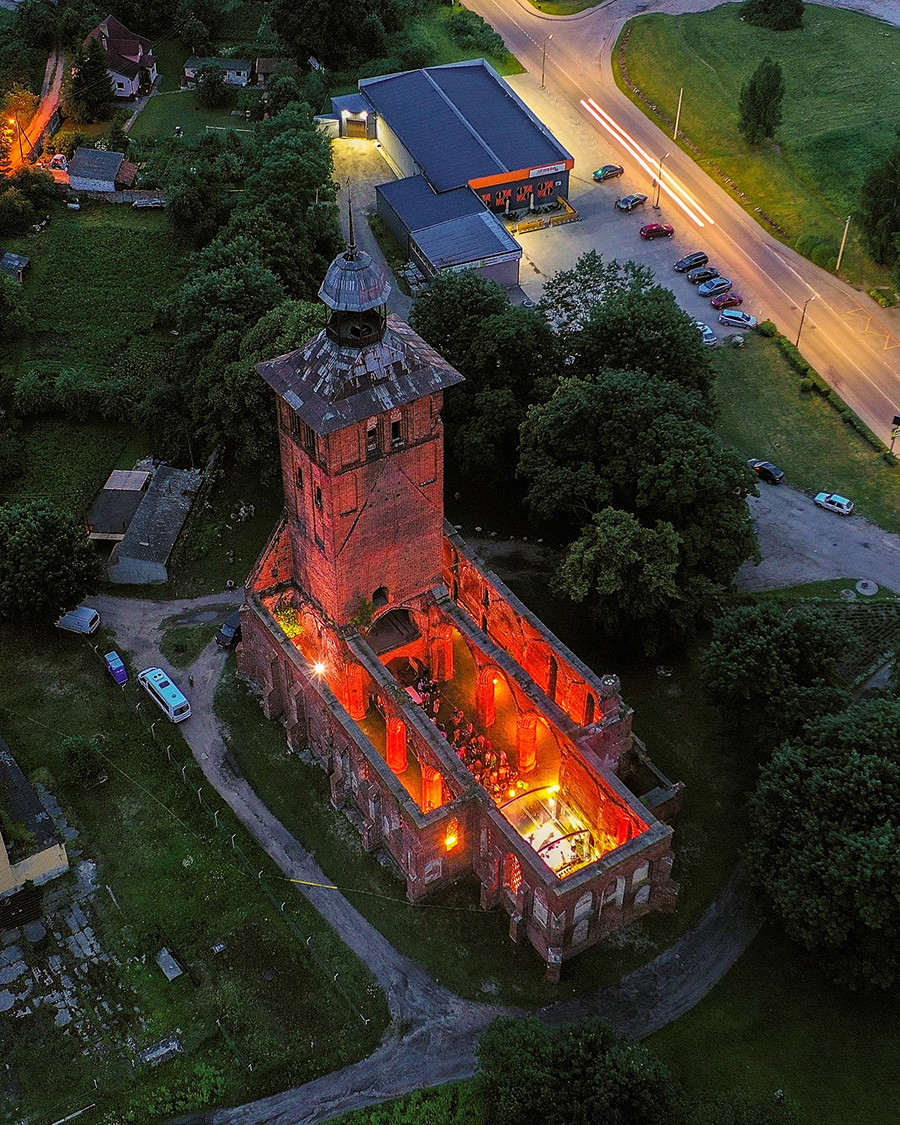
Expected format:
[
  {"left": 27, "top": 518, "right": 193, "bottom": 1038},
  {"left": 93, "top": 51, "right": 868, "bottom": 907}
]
[
  {"left": 0, "top": 272, "right": 25, "bottom": 340},
  {"left": 0, "top": 186, "right": 36, "bottom": 235},
  {"left": 794, "top": 232, "right": 822, "bottom": 257},
  {"left": 810, "top": 241, "right": 839, "bottom": 270},
  {"left": 398, "top": 30, "right": 437, "bottom": 70},
  {"left": 868, "top": 287, "right": 895, "bottom": 308},
  {"left": 757, "top": 319, "right": 777, "bottom": 337},
  {"left": 447, "top": 8, "right": 507, "bottom": 57},
  {"left": 798, "top": 377, "right": 814, "bottom": 393}
]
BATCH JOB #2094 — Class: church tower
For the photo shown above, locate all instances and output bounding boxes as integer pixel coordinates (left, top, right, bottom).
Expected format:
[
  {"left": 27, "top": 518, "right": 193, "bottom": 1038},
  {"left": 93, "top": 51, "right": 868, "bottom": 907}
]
[{"left": 255, "top": 224, "right": 463, "bottom": 626}]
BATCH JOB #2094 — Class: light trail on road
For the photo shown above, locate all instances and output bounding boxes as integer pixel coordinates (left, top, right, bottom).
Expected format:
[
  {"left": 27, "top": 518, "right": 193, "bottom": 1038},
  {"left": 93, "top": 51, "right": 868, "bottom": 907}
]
[{"left": 580, "top": 97, "right": 712, "bottom": 228}]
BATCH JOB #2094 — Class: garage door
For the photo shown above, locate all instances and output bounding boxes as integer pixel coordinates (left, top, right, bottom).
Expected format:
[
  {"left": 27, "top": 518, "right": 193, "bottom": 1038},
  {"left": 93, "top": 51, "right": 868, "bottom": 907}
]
[{"left": 346, "top": 118, "right": 367, "bottom": 139}]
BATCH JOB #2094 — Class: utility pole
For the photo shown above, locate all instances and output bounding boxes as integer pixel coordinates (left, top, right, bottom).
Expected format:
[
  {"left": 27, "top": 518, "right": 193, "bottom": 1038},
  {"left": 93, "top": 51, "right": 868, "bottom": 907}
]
[
  {"left": 796, "top": 293, "right": 817, "bottom": 347},
  {"left": 673, "top": 87, "right": 683, "bottom": 141},
  {"left": 8, "top": 116, "right": 23, "bottom": 162},
  {"left": 653, "top": 151, "right": 669, "bottom": 209},
  {"left": 541, "top": 34, "right": 553, "bottom": 89},
  {"left": 836, "top": 215, "right": 851, "bottom": 272}
]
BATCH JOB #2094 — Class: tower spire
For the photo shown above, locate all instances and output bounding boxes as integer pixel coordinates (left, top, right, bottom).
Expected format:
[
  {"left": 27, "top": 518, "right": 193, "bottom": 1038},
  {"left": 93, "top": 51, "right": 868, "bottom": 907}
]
[{"left": 346, "top": 177, "right": 357, "bottom": 260}]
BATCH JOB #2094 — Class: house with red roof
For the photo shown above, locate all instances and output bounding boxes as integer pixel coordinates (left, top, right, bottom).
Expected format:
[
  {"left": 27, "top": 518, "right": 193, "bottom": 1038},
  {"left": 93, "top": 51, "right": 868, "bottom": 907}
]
[{"left": 85, "top": 15, "right": 158, "bottom": 99}]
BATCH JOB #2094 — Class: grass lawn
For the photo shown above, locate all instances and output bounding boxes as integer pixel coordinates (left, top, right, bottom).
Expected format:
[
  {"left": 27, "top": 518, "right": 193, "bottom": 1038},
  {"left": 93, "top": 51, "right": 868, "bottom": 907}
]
[
  {"left": 713, "top": 334, "right": 900, "bottom": 535},
  {"left": 0, "top": 417, "right": 144, "bottom": 516},
  {"left": 151, "top": 37, "right": 191, "bottom": 92},
  {"left": 159, "top": 622, "right": 221, "bottom": 667},
  {"left": 5, "top": 203, "right": 187, "bottom": 378},
  {"left": 0, "top": 625, "right": 386, "bottom": 1122},
  {"left": 526, "top": 0, "right": 601, "bottom": 14},
  {"left": 130, "top": 89, "right": 252, "bottom": 142},
  {"left": 616, "top": 4, "right": 900, "bottom": 291},
  {"left": 752, "top": 578, "right": 900, "bottom": 603}
]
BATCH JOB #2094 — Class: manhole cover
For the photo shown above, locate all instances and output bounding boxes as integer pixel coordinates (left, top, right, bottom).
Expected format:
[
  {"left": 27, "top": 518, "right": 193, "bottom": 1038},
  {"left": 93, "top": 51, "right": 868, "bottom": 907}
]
[
  {"left": 840, "top": 589, "right": 856, "bottom": 600},
  {"left": 856, "top": 580, "right": 879, "bottom": 596}
]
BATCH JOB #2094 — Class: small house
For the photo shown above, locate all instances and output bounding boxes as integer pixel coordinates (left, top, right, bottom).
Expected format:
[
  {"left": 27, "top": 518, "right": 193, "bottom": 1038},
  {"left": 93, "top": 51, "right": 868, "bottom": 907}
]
[
  {"left": 183, "top": 57, "right": 252, "bottom": 88},
  {"left": 67, "top": 148, "right": 136, "bottom": 192},
  {"left": 85, "top": 14, "right": 158, "bottom": 98},
  {"left": 0, "top": 251, "right": 30, "bottom": 283},
  {"left": 254, "top": 57, "right": 288, "bottom": 88}
]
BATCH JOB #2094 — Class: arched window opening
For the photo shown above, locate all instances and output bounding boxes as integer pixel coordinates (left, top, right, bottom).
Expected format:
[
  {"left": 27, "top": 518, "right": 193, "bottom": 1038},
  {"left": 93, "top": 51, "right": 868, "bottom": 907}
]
[
  {"left": 444, "top": 817, "right": 460, "bottom": 852},
  {"left": 504, "top": 854, "right": 522, "bottom": 893},
  {"left": 372, "top": 586, "right": 389, "bottom": 608},
  {"left": 584, "top": 693, "right": 595, "bottom": 725}
]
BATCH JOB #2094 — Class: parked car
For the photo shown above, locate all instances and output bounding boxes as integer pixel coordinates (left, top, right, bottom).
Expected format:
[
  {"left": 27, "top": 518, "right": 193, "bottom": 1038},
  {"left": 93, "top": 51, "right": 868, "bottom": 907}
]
[
  {"left": 104, "top": 651, "right": 129, "bottom": 684},
  {"left": 216, "top": 609, "right": 242, "bottom": 649},
  {"left": 687, "top": 265, "right": 720, "bottom": 284},
  {"left": 56, "top": 606, "right": 101, "bottom": 635},
  {"left": 593, "top": 164, "right": 624, "bottom": 182},
  {"left": 698, "top": 277, "right": 733, "bottom": 298},
  {"left": 815, "top": 492, "right": 854, "bottom": 516},
  {"left": 710, "top": 291, "right": 743, "bottom": 310},
  {"left": 614, "top": 193, "right": 648, "bottom": 212},
  {"left": 639, "top": 223, "right": 674, "bottom": 239},
  {"left": 675, "top": 251, "right": 708, "bottom": 272},
  {"left": 718, "top": 309, "right": 758, "bottom": 329},
  {"left": 694, "top": 321, "right": 719, "bottom": 347},
  {"left": 748, "top": 459, "right": 785, "bottom": 485}
]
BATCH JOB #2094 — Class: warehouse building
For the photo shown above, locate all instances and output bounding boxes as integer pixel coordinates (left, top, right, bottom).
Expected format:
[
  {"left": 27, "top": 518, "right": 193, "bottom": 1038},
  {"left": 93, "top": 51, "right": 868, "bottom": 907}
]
[{"left": 329, "top": 59, "right": 573, "bottom": 290}]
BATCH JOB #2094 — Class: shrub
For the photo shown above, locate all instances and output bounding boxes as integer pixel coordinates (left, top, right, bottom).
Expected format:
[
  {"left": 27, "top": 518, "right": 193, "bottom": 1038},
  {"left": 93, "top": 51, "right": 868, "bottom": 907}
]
[
  {"left": 798, "top": 377, "right": 813, "bottom": 393},
  {"left": 794, "top": 232, "right": 821, "bottom": 258},
  {"left": 757, "top": 319, "right": 777, "bottom": 337},
  {"left": 868, "top": 287, "right": 895, "bottom": 308},
  {"left": 810, "top": 241, "right": 839, "bottom": 270},
  {"left": 0, "top": 186, "right": 36, "bottom": 235},
  {"left": 398, "top": 30, "right": 437, "bottom": 70},
  {"left": 447, "top": 8, "right": 507, "bottom": 57}
]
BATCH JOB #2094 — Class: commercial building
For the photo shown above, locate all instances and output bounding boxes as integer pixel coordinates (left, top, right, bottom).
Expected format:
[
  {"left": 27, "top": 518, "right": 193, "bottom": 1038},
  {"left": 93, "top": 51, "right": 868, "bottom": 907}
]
[{"left": 237, "top": 237, "right": 682, "bottom": 980}]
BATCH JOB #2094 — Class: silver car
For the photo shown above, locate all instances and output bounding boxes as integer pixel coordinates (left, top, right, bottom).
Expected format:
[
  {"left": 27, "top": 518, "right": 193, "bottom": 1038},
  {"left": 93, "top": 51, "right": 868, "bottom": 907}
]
[
  {"left": 698, "top": 277, "right": 733, "bottom": 298},
  {"left": 694, "top": 321, "right": 718, "bottom": 347},
  {"left": 814, "top": 492, "right": 854, "bottom": 516},
  {"left": 718, "top": 309, "right": 758, "bottom": 330}
]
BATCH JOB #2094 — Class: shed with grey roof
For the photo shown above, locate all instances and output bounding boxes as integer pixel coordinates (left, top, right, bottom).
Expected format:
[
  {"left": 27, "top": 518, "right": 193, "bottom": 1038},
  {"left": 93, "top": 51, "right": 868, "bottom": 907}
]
[
  {"left": 67, "top": 147, "right": 126, "bottom": 191},
  {"left": 107, "top": 466, "right": 205, "bottom": 584}
]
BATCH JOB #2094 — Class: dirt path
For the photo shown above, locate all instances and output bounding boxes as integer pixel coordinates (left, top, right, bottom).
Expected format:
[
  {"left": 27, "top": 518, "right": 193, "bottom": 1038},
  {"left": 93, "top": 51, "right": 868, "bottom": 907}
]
[{"left": 92, "top": 591, "right": 761, "bottom": 1124}]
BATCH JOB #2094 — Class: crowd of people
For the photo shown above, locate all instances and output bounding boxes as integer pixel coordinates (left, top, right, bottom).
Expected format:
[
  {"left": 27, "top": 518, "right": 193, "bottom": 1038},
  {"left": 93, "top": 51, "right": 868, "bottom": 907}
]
[{"left": 411, "top": 672, "right": 521, "bottom": 801}]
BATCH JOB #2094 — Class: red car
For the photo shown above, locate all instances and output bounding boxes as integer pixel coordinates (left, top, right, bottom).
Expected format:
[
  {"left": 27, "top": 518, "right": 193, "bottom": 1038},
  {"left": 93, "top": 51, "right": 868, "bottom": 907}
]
[
  {"left": 710, "top": 291, "right": 743, "bottom": 310},
  {"left": 639, "top": 223, "right": 674, "bottom": 240}
]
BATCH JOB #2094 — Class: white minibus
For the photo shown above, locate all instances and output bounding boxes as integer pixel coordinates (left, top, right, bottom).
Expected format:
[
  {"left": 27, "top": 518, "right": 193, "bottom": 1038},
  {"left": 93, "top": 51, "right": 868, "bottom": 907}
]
[{"left": 138, "top": 667, "right": 192, "bottom": 722}]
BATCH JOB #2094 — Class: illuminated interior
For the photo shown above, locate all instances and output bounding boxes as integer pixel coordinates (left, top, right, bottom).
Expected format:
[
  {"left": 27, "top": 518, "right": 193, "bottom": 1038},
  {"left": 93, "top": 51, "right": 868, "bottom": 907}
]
[{"left": 499, "top": 786, "right": 608, "bottom": 877}]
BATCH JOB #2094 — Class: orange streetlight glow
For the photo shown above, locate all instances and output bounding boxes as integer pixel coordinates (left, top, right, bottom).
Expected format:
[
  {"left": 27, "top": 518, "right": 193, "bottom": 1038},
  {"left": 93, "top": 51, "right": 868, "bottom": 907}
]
[{"left": 312, "top": 661, "right": 326, "bottom": 675}]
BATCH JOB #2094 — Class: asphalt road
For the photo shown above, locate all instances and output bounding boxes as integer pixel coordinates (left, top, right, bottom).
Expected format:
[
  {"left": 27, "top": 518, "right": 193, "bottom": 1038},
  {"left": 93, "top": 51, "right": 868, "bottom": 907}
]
[
  {"left": 9, "top": 50, "right": 63, "bottom": 171},
  {"left": 466, "top": 0, "right": 900, "bottom": 444}
]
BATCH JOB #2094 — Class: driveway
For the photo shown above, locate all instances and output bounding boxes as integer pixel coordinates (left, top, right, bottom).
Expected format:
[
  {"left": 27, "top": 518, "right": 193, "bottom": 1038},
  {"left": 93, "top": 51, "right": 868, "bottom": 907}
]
[{"left": 739, "top": 484, "right": 900, "bottom": 592}]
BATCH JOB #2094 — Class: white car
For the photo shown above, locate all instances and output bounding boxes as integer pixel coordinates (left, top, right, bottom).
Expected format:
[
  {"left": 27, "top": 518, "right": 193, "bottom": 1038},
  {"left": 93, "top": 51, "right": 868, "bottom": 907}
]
[
  {"left": 814, "top": 492, "right": 854, "bottom": 516},
  {"left": 56, "top": 605, "right": 101, "bottom": 634},
  {"left": 694, "top": 321, "right": 718, "bottom": 347},
  {"left": 718, "top": 309, "right": 758, "bottom": 330}
]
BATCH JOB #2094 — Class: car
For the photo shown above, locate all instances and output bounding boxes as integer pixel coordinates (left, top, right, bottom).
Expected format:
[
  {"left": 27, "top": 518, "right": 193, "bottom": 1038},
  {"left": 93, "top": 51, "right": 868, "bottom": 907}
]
[
  {"left": 593, "top": 164, "right": 624, "bottom": 182},
  {"left": 614, "top": 193, "right": 648, "bottom": 212},
  {"left": 748, "top": 459, "right": 785, "bottom": 485},
  {"left": 56, "top": 605, "right": 101, "bottom": 635},
  {"left": 718, "top": 309, "right": 758, "bottom": 330},
  {"left": 710, "top": 291, "right": 743, "bottom": 310},
  {"left": 104, "top": 651, "right": 129, "bottom": 684},
  {"left": 639, "top": 223, "right": 675, "bottom": 239},
  {"left": 216, "top": 609, "right": 242, "bottom": 649},
  {"left": 687, "top": 265, "right": 720, "bottom": 284},
  {"left": 698, "top": 277, "right": 733, "bottom": 298},
  {"left": 675, "top": 251, "right": 709, "bottom": 272},
  {"left": 815, "top": 492, "right": 854, "bottom": 516},
  {"left": 694, "top": 321, "right": 719, "bottom": 347}
]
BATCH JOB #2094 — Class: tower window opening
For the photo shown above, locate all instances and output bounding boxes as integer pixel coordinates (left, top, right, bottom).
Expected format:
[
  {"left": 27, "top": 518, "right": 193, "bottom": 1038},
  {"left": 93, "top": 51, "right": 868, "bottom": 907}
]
[
  {"left": 391, "top": 418, "right": 403, "bottom": 448},
  {"left": 296, "top": 466, "right": 304, "bottom": 491},
  {"left": 504, "top": 854, "right": 522, "bottom": 893},
  {"left": 366, "top": 422, "right": 379, "bottom": 456},
  {"left": 315, "top": 486, "right": 323, "bottom": 510}
]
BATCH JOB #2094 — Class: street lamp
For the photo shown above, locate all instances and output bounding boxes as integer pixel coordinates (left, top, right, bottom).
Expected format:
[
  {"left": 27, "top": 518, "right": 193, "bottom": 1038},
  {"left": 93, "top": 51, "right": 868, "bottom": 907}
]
[
  {"left": 8, "top": 116, "right": 23, "bottom": 163},
  {"left": 541, "top": 34, "right": 553, "bottom": 89},
  {"left": 653, "top": 151, "right": 669, "bottom": 209},
  {"left": 796, "top": 294, "right": 817, "bottom": 348}
]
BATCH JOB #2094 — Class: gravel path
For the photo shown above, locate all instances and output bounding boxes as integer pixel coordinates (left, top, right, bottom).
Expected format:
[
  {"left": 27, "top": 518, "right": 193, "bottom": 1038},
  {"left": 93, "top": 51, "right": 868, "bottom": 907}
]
[{"left": 93, "top": 591, "right": 761, "bottom": 1124}]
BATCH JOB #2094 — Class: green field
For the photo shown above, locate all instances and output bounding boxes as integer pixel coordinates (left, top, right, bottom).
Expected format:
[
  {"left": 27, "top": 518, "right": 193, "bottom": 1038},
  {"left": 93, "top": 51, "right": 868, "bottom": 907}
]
[
  {"left": 616, "top": 4, "right": 900, "bottom": 290},
  {"left": 129, "top": 89, "right": 252, "bottom": 142},
  {"left": 0, "top": 626, "right": 386, "bottom": 1122},
  {"left": 712, "top": 334, "right": 900, "bottom": 535},
  {"left": 159, "top": 622, "right": 220, "bottom": 667}
]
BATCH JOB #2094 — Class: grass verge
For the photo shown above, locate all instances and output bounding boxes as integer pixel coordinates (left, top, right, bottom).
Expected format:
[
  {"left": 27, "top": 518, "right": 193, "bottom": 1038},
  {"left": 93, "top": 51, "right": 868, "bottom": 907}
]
[
  {"left": 0, "top": 625, "right": 386, "bottom": 1122},
  {"left": 159, "top": 622, "right": 220, "bottom": 668},
  {"left": 367, "top": 214, "right": 411, "bottom": 295},
  {"left": 615, "top": 4, "right": 899, "bottom": 291},
  {"left": 713, "top": 334, "right": 900, "bottom": 535}
]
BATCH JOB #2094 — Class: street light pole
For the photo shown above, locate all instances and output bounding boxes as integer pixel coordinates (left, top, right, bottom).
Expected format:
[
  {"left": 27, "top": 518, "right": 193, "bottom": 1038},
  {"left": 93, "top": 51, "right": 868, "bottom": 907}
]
[
  {"left": 8, "top": 116, "right": 23, "bottom": 163},
  {"left": 796, "top": 294, "right": 817, "bottom": 348},
  {"left": 836, "top": 215, "right": 851, "bottom": 273},
  {"left": 653, "top": 151, "right": 669, "bottom": 209},
  {"left": 541, "top": 34, "right": 553, "bottom": 89},
  {"left": 673, "top": 87, "right": 683, "bottom": 141}
]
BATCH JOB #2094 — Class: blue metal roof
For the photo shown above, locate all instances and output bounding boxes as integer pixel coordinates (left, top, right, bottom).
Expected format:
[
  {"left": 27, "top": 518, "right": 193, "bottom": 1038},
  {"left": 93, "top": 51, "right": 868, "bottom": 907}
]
[
  {"left": 377, "top": 176, "right": 484, "bottom": 233},
  {"left": 360, "top": 60, "right": 572, "bottom": 193},
  {"left": 412, "top": 211, "right": 521, "bottom": 272}
]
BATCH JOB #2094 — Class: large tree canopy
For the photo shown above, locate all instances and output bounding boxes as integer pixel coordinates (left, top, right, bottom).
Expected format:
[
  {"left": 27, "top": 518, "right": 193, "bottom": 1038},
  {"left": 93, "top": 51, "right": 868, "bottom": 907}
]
[
  {"left": 738, "top": 57, "right": 785, "bottom": 145},
  {"left": 0, "top": 500, "right": 100, "bottom": 623},
  {"left": 702, "top": 603, "right": 857, "bottom": 750},
  {"left": 537, "top": 250, "right": 653, "bottom": 338},
  {"left": 62, "top": 39, "right": 115, "bottom": 123},
  {"left": 409, "top": 269, "right": 510, "bottom": 372},
  {"left": 742, "top": 0, "right": 804, "bottom": 31},
  {"left": 747, "top": 698, "right": 900, "bottom": 989},
  {"left": 857, "top": 134, "right": 900, "bottom": 267}
]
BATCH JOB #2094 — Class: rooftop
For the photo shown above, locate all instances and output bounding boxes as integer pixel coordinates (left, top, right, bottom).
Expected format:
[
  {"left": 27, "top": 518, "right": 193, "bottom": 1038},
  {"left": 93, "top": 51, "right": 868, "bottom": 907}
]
[
  {"left": 113, "top": 465, "right": 203, "bottom": 565},
  {"left": 412, "top": 210, "right": 520, "bottom": 271},
  {"left": 67, "top": 147, "right": 125, "bottom": 182},
  {"left": 359, "top": 60, "right": 572, "bottom": 192},
  {"left": 256, "top": 313, "right": 464, "bottom": 435},
  {"left": 376, "top": 176, "right": 486, "bottom": 234},
  {"left": 0, "top": 734, "right": 57, "bottom": 857}
]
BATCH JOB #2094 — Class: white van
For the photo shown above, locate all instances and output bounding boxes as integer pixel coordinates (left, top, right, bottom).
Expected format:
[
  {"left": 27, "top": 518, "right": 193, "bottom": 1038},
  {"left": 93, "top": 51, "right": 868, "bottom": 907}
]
[
  {"left": 56, "top": 605, "right": 101, "bottom": 635},
  {"left": 138, "top": 667, "right": 192, "bottom": 723}
]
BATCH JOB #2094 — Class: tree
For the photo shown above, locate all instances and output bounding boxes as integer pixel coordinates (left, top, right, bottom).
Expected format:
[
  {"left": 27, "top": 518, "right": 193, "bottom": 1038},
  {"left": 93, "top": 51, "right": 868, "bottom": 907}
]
[
  {"left": 0, "top": 500, "right": 100, "bottom": 623},
  {"left": 557, "top": 508, "right": 684, "bottom": 646},
  {"left": 743, "top": 0, "right": 804, "bottom": 31},
  {"left": 62, "top": 735, "right": 101, "bottom": 787},
  {"left": 181, "top": 14, "right": 212, "bottom": 56},
  {"left": 62, "top": 39, "right": 115, "bottom": 123},
  {"left": 476, "top": 1015, "right": 683, "bottom": 1125},
  {"left": 572, "top": 283, "right": 716, "bottom": 408},
  {"left": 409, "top": 269, "right": 510, "bottom": 370},
  {"left": 537, "top": 249, "right": 653, "bottom": 338},
  {"left": 856, "top": 134, "right": 900, "bottom": 267},
  {"left": 738, "top": 57, "right": 785, "bottom": 145},
  {"left": 0, "top": 272, "right": 25, "bottom": 341},
  {"left": 3, "top": 83, "right": 39, "bottom": 130},
  {"left": 107, "top": 114, "right": 130, "bottom": 154},
  {"left": 702, "top": 603, "right": 857, "bottom": 750},
  {"left": 746, "top": 698, "right": 900, "bottom": 988},
  {"left": 196, "top": 63, "right": 232, "bottom": 108},
  {"left": 272, "top": 0, "right": 373, "bottom": 69}
]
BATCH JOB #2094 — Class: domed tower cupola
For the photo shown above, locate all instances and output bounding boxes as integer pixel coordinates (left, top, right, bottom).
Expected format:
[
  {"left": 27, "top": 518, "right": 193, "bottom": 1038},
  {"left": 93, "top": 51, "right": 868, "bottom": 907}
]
[{"left": 319, "top": 201, "right": 391, "bottom": 349}]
